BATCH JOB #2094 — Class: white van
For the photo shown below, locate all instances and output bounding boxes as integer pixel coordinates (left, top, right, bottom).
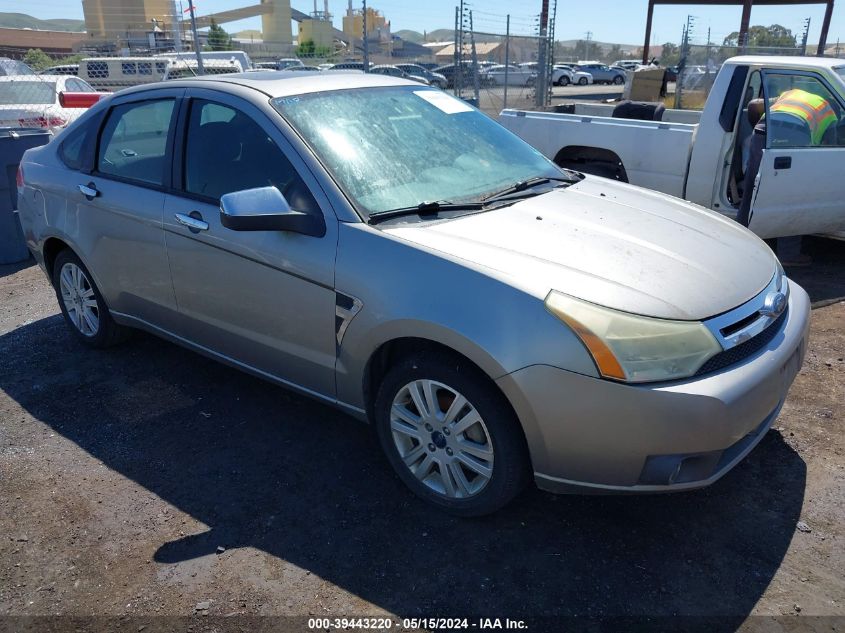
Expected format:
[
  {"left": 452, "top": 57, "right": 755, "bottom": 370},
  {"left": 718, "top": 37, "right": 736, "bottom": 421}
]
[{"left": 79, "top": 57, "right": 243, "bottom": 91}]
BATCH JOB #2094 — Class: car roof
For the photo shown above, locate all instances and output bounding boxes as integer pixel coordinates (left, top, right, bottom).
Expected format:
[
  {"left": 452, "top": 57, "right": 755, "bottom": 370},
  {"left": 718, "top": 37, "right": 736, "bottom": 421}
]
[{"left": 114, "top": 70, "right": 419, "bottom": 99}]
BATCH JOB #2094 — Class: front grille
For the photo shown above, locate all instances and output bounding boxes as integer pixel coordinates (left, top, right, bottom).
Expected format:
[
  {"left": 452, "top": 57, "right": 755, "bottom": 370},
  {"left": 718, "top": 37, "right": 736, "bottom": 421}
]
[{"left": 695, "top": 309, "right": 788, "bottom": 376}]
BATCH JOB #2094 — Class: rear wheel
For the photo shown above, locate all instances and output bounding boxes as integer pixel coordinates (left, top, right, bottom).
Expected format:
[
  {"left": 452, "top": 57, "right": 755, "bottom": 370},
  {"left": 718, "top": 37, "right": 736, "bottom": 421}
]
[
  {"left": 557, "top": 75, "right": 570, "bottom": 86},
  {"left": 52, "top": 250, "right": 129, "bottom": 348},
  {"left": 578, "top": 77, "right": 588, "bottom": 85},
  {"left": 613, "top": 75, "right": 625, "bottom": 85},
  {"left": 374, "top": 352, "right": 529, "bottom": 516}
]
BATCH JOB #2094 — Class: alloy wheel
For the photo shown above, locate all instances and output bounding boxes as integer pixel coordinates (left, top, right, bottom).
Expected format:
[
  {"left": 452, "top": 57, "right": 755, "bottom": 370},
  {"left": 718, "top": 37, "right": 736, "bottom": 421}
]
[
  {"left": 390, "top": 379, "right": 494, "bottom": 499},
  {"left": 59, "top": 262, "right": 99, "bottom": 337}
]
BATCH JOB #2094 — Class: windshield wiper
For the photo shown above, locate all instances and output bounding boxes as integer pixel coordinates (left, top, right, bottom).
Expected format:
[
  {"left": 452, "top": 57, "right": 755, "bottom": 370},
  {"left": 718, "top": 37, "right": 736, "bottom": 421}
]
[
  {"left": 481, "top": 175, "right": 575, "bottom": 204},
  {"left": 367, "top": 200, "right": 484, "bottom": 225}
]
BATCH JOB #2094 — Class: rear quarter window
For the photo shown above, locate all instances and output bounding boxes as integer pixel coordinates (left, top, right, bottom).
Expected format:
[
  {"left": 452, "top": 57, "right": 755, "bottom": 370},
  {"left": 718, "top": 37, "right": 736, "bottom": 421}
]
[{"left": 60, "top": 119, "right": 94, "bottom": 171}]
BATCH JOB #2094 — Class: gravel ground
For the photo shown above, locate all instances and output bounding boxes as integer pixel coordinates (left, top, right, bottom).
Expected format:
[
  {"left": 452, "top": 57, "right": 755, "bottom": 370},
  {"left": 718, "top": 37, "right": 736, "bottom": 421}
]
[{"left": 0, "top": 237, "right": 843, "bottom": 631}]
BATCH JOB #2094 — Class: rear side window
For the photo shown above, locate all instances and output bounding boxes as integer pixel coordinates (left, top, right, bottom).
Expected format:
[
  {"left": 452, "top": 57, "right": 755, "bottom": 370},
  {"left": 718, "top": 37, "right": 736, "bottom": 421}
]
[
  {"left": 97, "top": 99, "right": 175, "bottom": 186},
  {"left": 60, "top": 120, "right": 91, "bottom": 171}
]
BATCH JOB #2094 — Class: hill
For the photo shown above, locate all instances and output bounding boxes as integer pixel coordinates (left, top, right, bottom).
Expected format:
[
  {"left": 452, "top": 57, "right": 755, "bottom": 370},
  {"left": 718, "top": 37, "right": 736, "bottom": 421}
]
[
  {"left": 396, "top": 29, "right": 501, "bottom": 44},
  {"left": 0, "top": 12, "right": 85, "bottom": 32}
]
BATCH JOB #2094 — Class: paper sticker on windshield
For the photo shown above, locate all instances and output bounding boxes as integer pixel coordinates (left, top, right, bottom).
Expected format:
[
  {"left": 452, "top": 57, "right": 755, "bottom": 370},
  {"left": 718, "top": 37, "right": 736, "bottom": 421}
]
[{"left": 414, "top": 90, "right": 473, "bottom": 114}]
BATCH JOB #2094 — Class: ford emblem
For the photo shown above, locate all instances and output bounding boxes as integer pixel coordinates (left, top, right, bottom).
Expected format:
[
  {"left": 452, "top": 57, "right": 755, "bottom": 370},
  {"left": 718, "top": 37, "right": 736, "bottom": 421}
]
[{"left": 761, "top": 292, "right": 787, "bottom": 317}]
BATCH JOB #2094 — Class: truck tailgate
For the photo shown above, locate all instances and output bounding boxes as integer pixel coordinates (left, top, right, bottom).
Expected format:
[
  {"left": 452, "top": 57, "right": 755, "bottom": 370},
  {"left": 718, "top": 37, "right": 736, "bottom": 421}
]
[{"left": 500, "top": 109, "right": 696, "bottom": 199}]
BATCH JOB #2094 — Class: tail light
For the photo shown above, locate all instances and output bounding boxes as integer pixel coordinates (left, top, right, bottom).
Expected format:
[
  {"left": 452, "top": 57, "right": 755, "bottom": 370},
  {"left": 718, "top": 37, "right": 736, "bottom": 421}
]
[
  {"left": 16, "top": 165, "right": 24, "bottom": 189},
  {"left": 59, "top": 92, "right": 105, "bottom": 109},
  {"left": 17, "top": 116, "right": 68, "bottom": 129}
]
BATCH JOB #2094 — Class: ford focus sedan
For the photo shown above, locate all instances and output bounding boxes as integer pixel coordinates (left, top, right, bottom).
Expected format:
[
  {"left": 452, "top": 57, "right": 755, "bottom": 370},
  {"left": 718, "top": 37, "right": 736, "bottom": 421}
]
[{"left": 16, "top": 72, "right": 809, "bottom": 516}]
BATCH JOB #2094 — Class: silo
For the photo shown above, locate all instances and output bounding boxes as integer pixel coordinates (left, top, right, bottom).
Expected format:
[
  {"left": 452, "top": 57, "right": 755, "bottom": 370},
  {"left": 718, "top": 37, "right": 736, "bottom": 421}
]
[{"left": 261, "top": 0, "right": 293, "bottom": 49}]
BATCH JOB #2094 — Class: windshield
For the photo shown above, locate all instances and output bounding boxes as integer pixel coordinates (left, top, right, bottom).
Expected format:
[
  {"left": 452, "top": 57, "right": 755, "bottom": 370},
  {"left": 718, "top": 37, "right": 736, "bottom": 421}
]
[
  {"left": 272, "top": 86, "right": 563, "bottom": 217},
  {"left": 0, "top": 81, "right": 56, "bottom": 105}
]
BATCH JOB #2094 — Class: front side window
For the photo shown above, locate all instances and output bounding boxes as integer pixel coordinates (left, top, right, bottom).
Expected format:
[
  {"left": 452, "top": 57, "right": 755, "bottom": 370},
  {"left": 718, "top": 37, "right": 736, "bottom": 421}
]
[
  {"left": 182, "top": 99, "right": 318, "bottom": 213},
  {"left": 97, "top": 99, "right": 175, "bottom": 186},
  {"left": 273, "top": 87, "right": 560, "bottom": 217},
  {"left": 763, "top": 73, "right": 844, "bottom": 148}
]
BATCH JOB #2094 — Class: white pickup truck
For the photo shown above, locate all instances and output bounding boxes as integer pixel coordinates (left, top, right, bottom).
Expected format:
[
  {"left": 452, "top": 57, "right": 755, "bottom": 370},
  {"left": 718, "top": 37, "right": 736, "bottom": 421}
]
[{"left": 500, "top": 56, "right": 845, "bottom": 239}]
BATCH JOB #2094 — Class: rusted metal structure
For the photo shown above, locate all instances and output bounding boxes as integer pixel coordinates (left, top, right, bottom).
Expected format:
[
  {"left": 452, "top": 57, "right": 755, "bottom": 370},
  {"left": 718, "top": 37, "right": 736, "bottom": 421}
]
[{"left": 642, "top": 0, "right": 836, "bottom": 63}]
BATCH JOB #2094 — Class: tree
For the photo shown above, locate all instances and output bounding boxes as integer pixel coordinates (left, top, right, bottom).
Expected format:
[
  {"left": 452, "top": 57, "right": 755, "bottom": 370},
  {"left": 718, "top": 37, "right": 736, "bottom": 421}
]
[
  {"left": 22, "top": 48, "right": 54, "bottom": 72},
  {"left": 206, "top": 19, "right": 232, "bottom": 51},
  {"left": 658, "top": 42, "right": 680, "bottom": 66},
  {"left": 722, "top": 24, "right": 796, "bottom": 50}
]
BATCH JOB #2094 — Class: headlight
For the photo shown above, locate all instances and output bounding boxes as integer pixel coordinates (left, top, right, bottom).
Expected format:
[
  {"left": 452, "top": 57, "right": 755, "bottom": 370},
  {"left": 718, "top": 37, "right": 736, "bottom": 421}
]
[{"left": 544, "top": 291, "right": 722, "bottom": 383}]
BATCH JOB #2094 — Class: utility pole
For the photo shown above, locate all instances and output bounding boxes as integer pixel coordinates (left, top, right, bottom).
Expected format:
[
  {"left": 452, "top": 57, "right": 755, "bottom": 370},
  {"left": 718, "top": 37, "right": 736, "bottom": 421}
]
[
  {"left": 187, "top": 0, "right": 203, "bottom": 74},
  {"left": 469, "top": 10, "right": 479, "bottom": 103},
  {"left": 362, "top": 0, "right": 369, "bottom": 72},
  {"left": 675, "top": 16, "right": 694, "bottom": 109},
  {"left": 453, "top": 6, "right": 459, "bottom": 96},
  {"left": 584, "top": 31, "right": 592, "bottom": 60},
  {"left": 800, "top": 17, "right": 811, "bottom": 55},
  {"left": 503, "top": 14, "right": 510, "bottom": 109},
  {"left": 535, "top": 0, "right": 549, "bottom": 108}
]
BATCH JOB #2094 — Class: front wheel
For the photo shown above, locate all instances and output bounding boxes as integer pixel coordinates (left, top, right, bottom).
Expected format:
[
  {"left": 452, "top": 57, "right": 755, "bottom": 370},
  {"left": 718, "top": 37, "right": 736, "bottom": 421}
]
[
  {"left": 578, "top": 77, "right": 588, "bottom": 85},
  {"left": 375, "top": 352, "right": 529, "bottom": 516},
  {"left": 52, "top": 250, "right": 129, "bottom": 348}
]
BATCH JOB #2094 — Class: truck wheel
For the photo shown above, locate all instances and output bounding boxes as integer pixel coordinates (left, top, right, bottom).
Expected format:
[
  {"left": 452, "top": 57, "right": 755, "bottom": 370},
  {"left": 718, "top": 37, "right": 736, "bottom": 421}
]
[{"left": 374, "top": 351, "right": 530, "bottom": 517}]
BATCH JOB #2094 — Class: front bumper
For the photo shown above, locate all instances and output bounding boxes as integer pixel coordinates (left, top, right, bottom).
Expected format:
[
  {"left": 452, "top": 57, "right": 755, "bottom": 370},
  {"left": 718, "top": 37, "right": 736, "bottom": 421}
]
[{"left": 496, "top": 279, "right": 810, "bottom": 493}]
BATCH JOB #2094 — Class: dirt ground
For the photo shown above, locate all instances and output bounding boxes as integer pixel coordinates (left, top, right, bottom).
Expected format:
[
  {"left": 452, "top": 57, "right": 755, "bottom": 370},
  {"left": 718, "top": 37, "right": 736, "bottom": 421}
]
[{"left": 0, "top": 237, "right": 843, "bottom": 632}]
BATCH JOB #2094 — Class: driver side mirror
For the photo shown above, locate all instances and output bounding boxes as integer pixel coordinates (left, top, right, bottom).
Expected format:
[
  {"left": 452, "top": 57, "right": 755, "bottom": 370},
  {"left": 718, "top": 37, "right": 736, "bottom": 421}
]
[{"left": 220, "top": 186, "right": 325, "bottom": 237}]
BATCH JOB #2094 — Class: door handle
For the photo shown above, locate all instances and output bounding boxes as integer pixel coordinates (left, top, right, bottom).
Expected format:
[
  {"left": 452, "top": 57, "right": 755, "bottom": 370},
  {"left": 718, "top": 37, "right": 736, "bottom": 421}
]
[
  {"left": 774, "top": 156, "right": 792, "bottom": 170},
  {"left": 174, "top": 212, "right": 209, "bottom": 232},
  {"left": 78, "top": 183, "right": 99, "bottom": 199}
]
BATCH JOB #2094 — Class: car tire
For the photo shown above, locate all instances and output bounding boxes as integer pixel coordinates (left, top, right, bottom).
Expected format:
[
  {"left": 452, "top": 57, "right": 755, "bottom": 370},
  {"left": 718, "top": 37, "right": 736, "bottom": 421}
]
[
  {"left": 613, "top": 75, "right": 625, "bottom": 85},
  {"left": 557, "top": 76, "right": 569, "bottom": 86},
  {"left": 52, "top": 249, "right": 130, "bottom": 348},
  {"left": 374, "top": 351, "right": 530, "bottom": 517},
  {"left": 578, "top": 77, "right": 588, "bottom": 85}
]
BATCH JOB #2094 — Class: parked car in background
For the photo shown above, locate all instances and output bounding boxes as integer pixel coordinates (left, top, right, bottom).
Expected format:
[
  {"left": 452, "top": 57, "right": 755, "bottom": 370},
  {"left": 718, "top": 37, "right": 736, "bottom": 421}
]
[
  {"left": 577, "top": 63, "right": 627, "bottom": 85},
  {"left": 18, "top": 71, "right": 808, "bottom": 517},
  {"left": 254, "top": 61, "right": 280, "bottom": 71},
  {"left": 159, "top": 50, "right": 254, "bottom": 71},
  {"left": 39, "top": 64, "right": 79, "bottom": 76},
  {"left": 613, "top": 60, "right": 642, "bottom": 71},
  {"left": 0, "top": 75, "right": 97, "bottom": 134},
  {"left": 281, "top": 65, "right": 322, "bottom": 72},
  {"left": 482, "top": 64, "right": 534, "bottom": 87},
  {"left": 415, "top": 61, "right": 440, "bottom": 71},
  {"left": 325, "top": 61, "right": 367, "bottom": 72},
  {"left": 395, "top": 63, "right": 447, "bottom": 89},
  {"left": 277, "top": 58, "right": 304, "bottom": 70},
  {"left": 370, "top": 64, "right": 429, "bottom": 85},
  {"left": 552, "top": 65, "right": 593, "bottom": 86},
  {"left": 0, "top": 58, "right": 34, "bottom": 76}
]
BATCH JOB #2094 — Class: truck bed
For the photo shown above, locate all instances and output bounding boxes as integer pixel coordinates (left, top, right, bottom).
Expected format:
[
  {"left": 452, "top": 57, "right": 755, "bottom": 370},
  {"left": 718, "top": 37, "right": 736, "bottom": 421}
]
[{"left": 500, "top": 109, "right": 697, "bottom": 199}]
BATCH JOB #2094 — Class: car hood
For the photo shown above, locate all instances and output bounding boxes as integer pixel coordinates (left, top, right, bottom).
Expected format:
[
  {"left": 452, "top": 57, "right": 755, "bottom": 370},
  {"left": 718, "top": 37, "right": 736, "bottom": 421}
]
[{"left": 383, "top": 177, "right": 777, "bottom": 321}]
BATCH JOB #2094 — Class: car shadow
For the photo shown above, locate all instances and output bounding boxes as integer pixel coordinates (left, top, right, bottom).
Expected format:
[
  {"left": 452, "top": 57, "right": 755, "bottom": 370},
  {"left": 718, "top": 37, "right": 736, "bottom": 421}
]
[
  {"left": 0, "top": 316, "right": 806, "bottom": 626},
  {"left": 0, "top": 257, "right": 33, "bottom": 279}
]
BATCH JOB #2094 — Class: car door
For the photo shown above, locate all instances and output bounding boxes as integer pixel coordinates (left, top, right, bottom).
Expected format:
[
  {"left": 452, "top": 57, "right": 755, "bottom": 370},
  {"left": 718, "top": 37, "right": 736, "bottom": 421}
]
[
  {"left": 747, "top": 70, "right": 845, "bottom": 238},
  {"left": 162, "top": 89, "right": 338, "bottom": 397},
  {"left": 58, "top": 89, "right": 181, "bottom": 326}
]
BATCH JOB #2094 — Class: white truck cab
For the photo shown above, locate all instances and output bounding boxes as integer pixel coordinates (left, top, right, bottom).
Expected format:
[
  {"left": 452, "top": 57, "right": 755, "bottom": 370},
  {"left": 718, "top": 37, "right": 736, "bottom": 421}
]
[{"left": 501, "top": 56, "right": 845, "bottom": 239}]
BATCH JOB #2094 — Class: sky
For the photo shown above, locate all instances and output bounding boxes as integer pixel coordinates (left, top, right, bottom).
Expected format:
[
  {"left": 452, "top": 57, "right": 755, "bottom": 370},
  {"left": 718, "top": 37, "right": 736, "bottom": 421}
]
[{"left": 4, "top": 0, "right": 844, "bottom": 48}]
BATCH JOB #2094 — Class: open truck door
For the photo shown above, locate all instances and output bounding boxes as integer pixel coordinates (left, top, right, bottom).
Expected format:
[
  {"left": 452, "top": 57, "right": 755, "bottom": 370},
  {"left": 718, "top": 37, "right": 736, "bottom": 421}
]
[{"left": 747, "top": 69, "right": 845, "bottom": 239}]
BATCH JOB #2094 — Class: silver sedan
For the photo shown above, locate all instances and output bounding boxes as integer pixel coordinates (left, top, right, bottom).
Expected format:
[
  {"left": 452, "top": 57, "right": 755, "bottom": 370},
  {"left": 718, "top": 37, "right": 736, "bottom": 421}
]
[{"left": 17, "top": 72, "right": 809, "bottom": 515}]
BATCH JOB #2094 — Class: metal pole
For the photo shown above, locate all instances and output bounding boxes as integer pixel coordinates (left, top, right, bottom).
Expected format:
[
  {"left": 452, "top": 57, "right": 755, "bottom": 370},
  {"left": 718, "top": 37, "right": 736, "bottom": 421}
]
[
  {"left": 801, "top": 17, "right": 811, "bottom": 55},
  {"left": 171, "top": 0, "right": 182, "bottom": 51},
  {"left": 503, "top": 15, "right": 510, "bottom": 110},
  {"left": 739, "top": 0, "right": 752, "bottom": 54},
  {"left": 453, "top": 6, "right": 459, "bottom": 97},
  {"left": 187, "top": 0, "right": 204, "bottom": 74},
  {"left": 817, "top": 0, "right": 833, "bottom": 56},
  {"left": 469, "top": 10, "right": 479, "bottom": 103},
  {"left": 642, "top": 0, "right": 654, "bottom": 64},
  {"left": 536, "top": 0, "right": 549, "bottom": 108},
  {"left": 362, "top": 0, "right": 369, "bottom": 71}
]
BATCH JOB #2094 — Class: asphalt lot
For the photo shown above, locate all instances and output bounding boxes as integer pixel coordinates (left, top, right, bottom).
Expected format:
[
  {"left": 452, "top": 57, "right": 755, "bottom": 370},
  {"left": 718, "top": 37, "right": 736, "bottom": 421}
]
[{"left": 0, "top": 237, "right": 843, "bottom": 630}]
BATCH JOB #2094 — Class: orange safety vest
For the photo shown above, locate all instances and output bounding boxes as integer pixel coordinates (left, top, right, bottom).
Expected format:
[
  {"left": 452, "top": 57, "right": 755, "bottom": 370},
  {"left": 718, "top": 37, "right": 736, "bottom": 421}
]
[{"left": 769, "top": 88, "right": 838, "bottom": 145}]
